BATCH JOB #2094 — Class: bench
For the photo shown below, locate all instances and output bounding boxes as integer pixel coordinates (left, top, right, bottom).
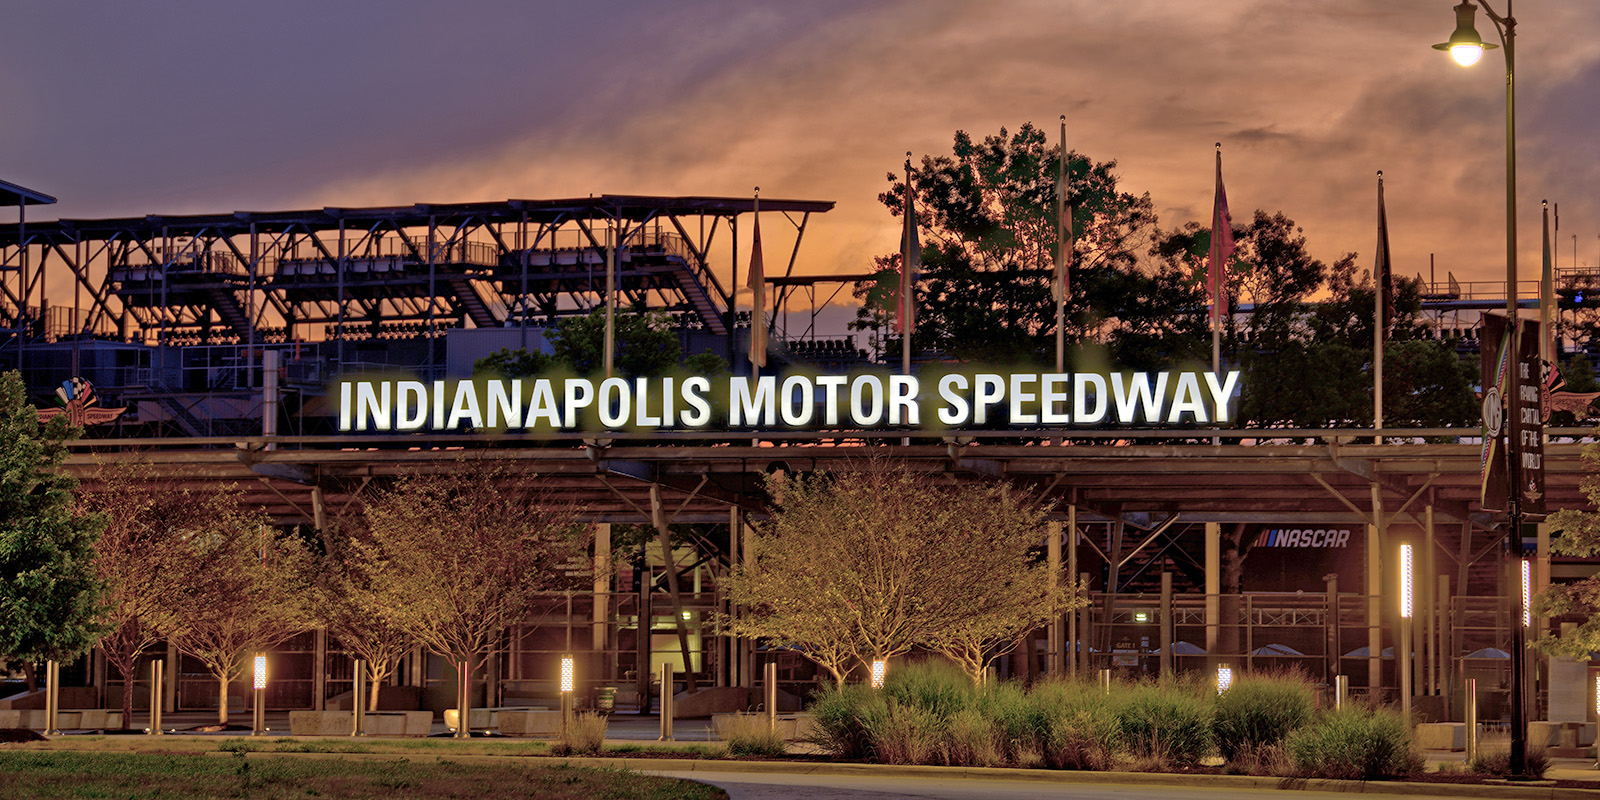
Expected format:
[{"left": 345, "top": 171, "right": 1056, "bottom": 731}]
[
  {"left": 444, "top": 706, "right": 550, "bottom": 734},
  {"left": 1414, "top": 722, "right": 1466, "bottom": 751},
  {"left": 711, "top": 712, "right": 816, "bottom": 742},
  {"left": 1530, "top": 721, "right": 1595, "bottom": 748},
  {"left": 287, "top": 710, "right": 432, "bottom": 737}
]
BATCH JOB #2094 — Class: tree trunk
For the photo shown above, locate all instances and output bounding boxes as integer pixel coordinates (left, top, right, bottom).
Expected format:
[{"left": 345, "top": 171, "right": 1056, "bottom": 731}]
[
  {"left": 218, "top": 674, "right": 229, "bottom": 725},
  {"left": 1219, "top": 522, "right": 1251, "bottom": 660},
  {"left": 368, "top": 664, "right": 382, "bottom": 712},
  {"left": 22, "top": 662, "right": 37, "bottom": 693},
  {"left": 121, "top": 666, "right": 135, "bottom": 728}
]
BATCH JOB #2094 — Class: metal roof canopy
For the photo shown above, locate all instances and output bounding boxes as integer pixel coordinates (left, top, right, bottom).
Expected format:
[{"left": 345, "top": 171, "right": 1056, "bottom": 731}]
[
  {"left": 0, "top": 179, "right": 56, "bottom": 207},
  {"left": 10, "top": 195, "right": 833, "bottom": 239}
]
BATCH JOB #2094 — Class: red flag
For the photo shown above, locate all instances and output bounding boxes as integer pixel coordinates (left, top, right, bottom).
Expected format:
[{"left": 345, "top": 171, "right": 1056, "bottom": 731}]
[
  {"left": 1207, "top": 146, "right": 1234, "bottom": 329},
  {"left": 1376, "top": 172, "right": 1394, "bottom": 338},
  {"left": 748, "top": 197, "right": 767, "bottom": 368},
  {"left": 897, "top": 162, "right": 921, "bottom": 335}
]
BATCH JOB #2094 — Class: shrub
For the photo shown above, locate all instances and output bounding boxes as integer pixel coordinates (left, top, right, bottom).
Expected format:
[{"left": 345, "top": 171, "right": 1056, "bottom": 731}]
[
  {"left": 1213, "top": 671, "right": 1314, "bottom": 762},
  {"left": 866, "top": 701, "right": 943, "bottom": 765},
  {"left": 941, "top": 707, "right": 1006, "bottom": 767},
  {"left": 1114, "top": 682, "right": 1214, "bottom": 766},
  {"left": 974, "top": 682, "right": 1035, "bottom": 765},
  {"left": 550, "top": 711, "right": 608, "bottom": 757},
  {"left": 1026, "top": 679, "right": 1121, "bottom": 771},
  {"left": 713, "top": 713, "right": 788, "bottom": 757},
  {"left": 1284, "top": 708, "right": 1422, "bottom": 780},
  {"left": 882, "top": 660, "right": 974, "bottom": 720},
  {"left": 808, "top": 684, "right": 883, "bottom": 759},
  {"left": 1468, "top": 743, "right": 1549, "bottom": 779}
]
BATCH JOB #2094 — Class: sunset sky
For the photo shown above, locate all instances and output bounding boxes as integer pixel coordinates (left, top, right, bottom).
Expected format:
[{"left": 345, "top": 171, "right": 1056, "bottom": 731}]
[{"left": 4, "top": 1, "right": 1598, "bottom": 316}]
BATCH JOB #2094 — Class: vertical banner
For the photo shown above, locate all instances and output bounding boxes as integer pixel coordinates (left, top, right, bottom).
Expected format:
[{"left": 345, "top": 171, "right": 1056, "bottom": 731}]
[{"left": 1479, "top": 314, "right": 1545, "bottom": 515}]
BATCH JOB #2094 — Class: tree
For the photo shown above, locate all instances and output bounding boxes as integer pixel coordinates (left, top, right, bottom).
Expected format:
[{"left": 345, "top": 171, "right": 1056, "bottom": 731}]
[
  {"left": 0, "top": 370, "right": 103, "bottom": 685},
  {"left": 1540, "top": 445, "right": 1600, "bottom": 656},
  {"left": 76, "top": 463, "right": 196, "bottom": 725},
  {"left": 354, "top": 463, "right": 588, "bottom": 736},
  {"left": 475, "top": 309, "right": 728, "bottom": 379},
  {"left": 315, "top": 514, "right": 414, "bottom": 711},
  {"left": 725, "top": 459, "right": 1070, "bottom": 686},
  {"left": 858, "top": 123, "right": 1202, "bottom": 367},
  {"left": 161, "top": 488, "right": 315, "bottom": 724}
]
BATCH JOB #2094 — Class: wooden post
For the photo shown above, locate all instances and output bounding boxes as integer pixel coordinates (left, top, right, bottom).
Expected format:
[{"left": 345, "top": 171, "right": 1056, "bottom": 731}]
[
  {"left": 1047, "top": 520, "right": 1062, "bottom": 675},
  {"left": 1159, "top": 571, "right": 1174, "bottom": 681},
  {"left": 1205, "top": 522, "right": 1220, "bottom": 667},
  {"left": 1067, "top": 505, "right": 1078, "bottom": 675},
  {"left": 593, "top": 522, "right": 611, "bottom": 684},
  {"left": 1368, "top": 484, "right": 1384, "bottom": 691}
]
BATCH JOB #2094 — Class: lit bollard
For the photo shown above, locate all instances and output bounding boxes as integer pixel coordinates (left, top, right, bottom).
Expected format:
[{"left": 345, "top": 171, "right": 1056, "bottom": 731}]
[
  {"left": 45, "top": 660, "right": 60, "bottom": 736},
  {"left": 1464, "top": 677, "right": 1478, "bottom": 762},
  {"left": 765, "top": 661, "right": 779, "bottom": 732},
  {"left": 252, "top": 654, "right": 267, "bottom": 736},
  {"left": 352, "top": 658, "right": 366, "bottom": 737},
  {"left": 1335, "top": 674, "right": 1349, "bottom": 711},
  {"left": 1100, "top": 668, "right": 1112, "bottom": 695},
  {"left": 658, "top": 662, "right": 674, "bottom": 742},
  {"left": 1593, "top": 676, "right": 1599, "bottom": 768},
  {"left": 147, "top": 660, "right": 164, "bottom": 735},
  {"left": 1217, "top": 665, "right": 1233, "bottom": 695},
  {"left": 560, "top": 655, "right": 575, "bottom": 739},
  {"left": 1399, "top": 543, "right": 1414, "bottom": 724},
  {"left": 870, "top": 660, "right": 887, "bottom": 690}
]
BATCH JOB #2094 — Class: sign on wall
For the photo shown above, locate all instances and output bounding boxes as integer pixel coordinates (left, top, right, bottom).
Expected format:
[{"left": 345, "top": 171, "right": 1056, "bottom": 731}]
[{"left": 335, "top": 369, "right": 1241, "bottom": 432}]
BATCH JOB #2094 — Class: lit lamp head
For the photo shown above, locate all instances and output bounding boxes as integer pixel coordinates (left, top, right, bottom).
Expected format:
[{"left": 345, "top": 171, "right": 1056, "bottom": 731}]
[
  {"left": 253, "top": 655, "right": 267, "bottom": 691},
  {"left": 1399, "top": 543, "right": 1415, "bottom": 619},
  {"left": 560, "top": 655, "right": 575, "bottom": 694},
  {"left": 1433, "top": 1, "right": 1497, "bottom": 67},
  {"left": 1217, "top": 665, "right": 1233, "bottom": 695},
  {"left": 870, "top": 660, "right": 887, "bottom": 690}
]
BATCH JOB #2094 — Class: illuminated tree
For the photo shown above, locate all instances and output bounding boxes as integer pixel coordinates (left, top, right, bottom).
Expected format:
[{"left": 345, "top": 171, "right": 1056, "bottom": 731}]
[
  {"left": 77, "top": 464, "right": 197, "bottom": 725},
  {"left": 726, "top": 460, "right": 1069, "bottom": 686},
  {"left": 161, "top": 489, "right": 315, "bottom": 725},
  {"left": 0, "top": 370, "right": 103, "bottom": 686},
  {"left": 354, "top": 463, "right": 588, "bottom": 735},
  {"left": 316, "top": 514, "right": 415, "bottom": 711}
]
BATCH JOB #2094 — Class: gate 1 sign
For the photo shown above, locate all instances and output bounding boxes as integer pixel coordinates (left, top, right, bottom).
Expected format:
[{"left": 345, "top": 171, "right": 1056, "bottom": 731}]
[{"left": 336, "top": 369, "right": 1241, "bottom": 433}]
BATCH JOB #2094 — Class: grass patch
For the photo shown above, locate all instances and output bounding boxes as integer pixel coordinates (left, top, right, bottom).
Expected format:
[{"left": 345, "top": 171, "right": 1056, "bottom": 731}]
[
  {"left": 1112, "top": 680, "right": 1214, "bottom": 767},
  {"left": 1213, "top": 671, "right": 1313, "bottom": 763},
  {"left": 712, "top": 713, "right": 789, "bottom": 757},
  {"left": 0, "top": 750, "right": 724, "bottom": 800}
]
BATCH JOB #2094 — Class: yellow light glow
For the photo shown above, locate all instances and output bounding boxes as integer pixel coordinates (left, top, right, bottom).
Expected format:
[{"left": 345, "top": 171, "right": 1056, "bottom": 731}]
[
  {"left": 681, "top": 610, "right": 691, "bottom": 620},
  {"left": 1521, "top": 558, "right": 1532, "bottom": 627},
  {"left": 1399, "top": 544, "right": 1414, "bottom": 619},
  {"left": 1450, "top": 43, "right": 1484, "bottom": 67},
  {"left": 870, "top": 660, "right": 887, "bottom": 690},
  {"left": 1217, "top": 666, "right": 1233, "bottom": 695},
  {"left": 1594, "top": 675, "right": 1599, "bottom": 719},
  {"left": 560, "top": 655, "right": 575, "bottom": 693},
  {"left": 253, "top": 655, "right": 267, "bottom": 690}
]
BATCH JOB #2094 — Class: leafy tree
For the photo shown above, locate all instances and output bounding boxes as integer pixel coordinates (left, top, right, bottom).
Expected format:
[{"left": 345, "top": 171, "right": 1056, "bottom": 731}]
[
  {"left": 0, "top": 370, "right": 103, "bottom": 684},
  {"left": 76, "top": 464, "right": 196, "bottom": 725},
  {"left": 354, "top": 463, "right": 588, "bottom": 736},
  {"left": 725, "top": 459, "right": 1071, "bottom": 686},
  {"left": 1541, "top": 445, "right": 1600, "bottom": 656},
  {"left": 476, "top": 309, "right": 728, "bottom": 379},
  {"left": 315, "top": 514, "right": 414, "bottom": 711},
  {"left": 858, "top": 123, "right": 1203, "bottom": 367},
  {"left": 161, "top": 489, "right": 316, "bottom": 724}
]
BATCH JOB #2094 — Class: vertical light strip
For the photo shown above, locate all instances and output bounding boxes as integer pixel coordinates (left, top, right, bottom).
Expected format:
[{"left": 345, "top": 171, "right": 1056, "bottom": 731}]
[
  {"left": 1521, "top": 558, "right": 1533, "bottom": 628},
  {"left": 253, "top": 655, "right": 267, "bottom": 690},
  {"left": 560, "top": 655, "right": 575, "bottom": 693},
  {"left": 1399, "top": 543, "right": 1414, "bottom": 618}
]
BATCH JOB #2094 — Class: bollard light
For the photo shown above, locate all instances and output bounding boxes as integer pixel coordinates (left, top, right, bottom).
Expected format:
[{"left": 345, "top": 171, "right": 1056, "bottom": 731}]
[
  {"left": 1521, "top": 558, "right": 1532, "bottom": 628},
  {"left": 1594, "top": 675, "right": 1599, "bottom": 720},
  {"left": 560, "top": 655, "right": 575, "bottom": 694},
  {"left": 1399, "top": 544, "right": 1415, "bottom": 619},
  {"left": 252, "top": 654, "right": 267, "bottom": 737},
  {"left": 1217, "top": 665, "right": 1233, "bottom": 695},
  {"left": 870, "top": 660, "right": 887, "bottom": 690},
  {"left": 254, "top": 655, "right": 267, "bottom": 690}
]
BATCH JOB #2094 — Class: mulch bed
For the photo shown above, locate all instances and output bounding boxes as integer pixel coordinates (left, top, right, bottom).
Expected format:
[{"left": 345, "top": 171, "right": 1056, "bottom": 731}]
[{"left": 0, "top": 730, "right": 47, "bottom": 743}]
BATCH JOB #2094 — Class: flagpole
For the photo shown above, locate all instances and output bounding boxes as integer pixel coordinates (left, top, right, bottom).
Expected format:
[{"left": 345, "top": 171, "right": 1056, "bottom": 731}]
[
  {"left": 1541, "top": 200, "right": 1553, "bottom": 367},
  {"left": 902, "top": 153, "right": 913, "bottom": 379},
  {"left": 604, "top": 224, "right": 615, "bottom": 379},
  {"left": 1374, "top": 171, "right": 1385, "bottom": 444},
  {"left": 1056, "top": 116, "right": 1067, "bottom": 375}
]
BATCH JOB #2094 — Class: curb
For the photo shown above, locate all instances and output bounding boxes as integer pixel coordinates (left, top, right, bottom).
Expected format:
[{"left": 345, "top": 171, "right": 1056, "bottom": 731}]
[{"left": 20, "top": 741, "right": 1600, "bottom": 799}]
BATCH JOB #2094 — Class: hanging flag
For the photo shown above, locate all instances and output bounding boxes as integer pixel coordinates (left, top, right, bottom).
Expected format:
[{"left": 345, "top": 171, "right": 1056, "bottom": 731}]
[
  {"left": 748, "top": 194, "right": 767, "bottom": 368},
  {"left": 1541, "top": 200, "right": 1555, "bottom": 365},
  {"left": 1055, "top": 118, "right": 1072, "bottom": 304},
  {"left": 1376, "top": 172, "right": 1395, "bottom": 338},
  {"left": 897, "top": 160, "right": 921, "bottom": 336},
  {"left": 1207, "top": 145, "right": 1234, "bottom": 329}
]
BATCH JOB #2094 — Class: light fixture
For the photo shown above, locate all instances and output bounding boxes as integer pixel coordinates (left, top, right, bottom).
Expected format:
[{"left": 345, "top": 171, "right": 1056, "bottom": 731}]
[
  {"left": 870, "top": 660, "right": 887, "bottom": 689},
  {"left": 1522, "top": 558, "right": 1532, "bottom": 627},
  {"left": 1133, "top": 611, "right": 1150, "bottom": 623},
  {"left": 252, "top": 654, "right": 267, "bottom": 737},
  {"left": 1399, "top": 544, "right": 1415, "bottom": 619},
  {"left": 560, "top": 655, "right": 575, "bottom": 694},
  {"left": 1217, "top": 665, "right": 1233, "bottom": 694},
  {"left": 253, "top": 655, "right": 267, "bottom": 690},
  {"left": 1432, "top": 1, "right": 1496, "bottom": 67}
]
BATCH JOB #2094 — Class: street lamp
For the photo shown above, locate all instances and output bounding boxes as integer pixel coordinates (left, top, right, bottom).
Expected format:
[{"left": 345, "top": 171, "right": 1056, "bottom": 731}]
[{"left": 1434, "top": 0, "right": 1529, "bottom": 778}]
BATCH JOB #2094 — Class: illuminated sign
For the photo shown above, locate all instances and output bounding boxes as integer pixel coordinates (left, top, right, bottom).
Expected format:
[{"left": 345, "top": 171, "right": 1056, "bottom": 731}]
[
  {"left": 337, "top": 369, "right": 1240, "bottom": 432},
  {"left": 1250, "top": 527, "right": 1352, "bottom": 549}
]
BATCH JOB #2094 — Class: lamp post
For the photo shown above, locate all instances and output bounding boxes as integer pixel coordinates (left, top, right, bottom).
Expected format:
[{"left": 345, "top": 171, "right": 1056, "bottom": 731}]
[
  {"left": 1399, "top": 543, "right": 1414, "bottom": 724},
  {"left": 559, "top": 654, "right": 575, "bottom": 739},
  {"left": 252, "top": 654, "right": 267, "bottom": 736},
  {"left": 1434, "top": 0, "right": 1528, "bottom": 778}
]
